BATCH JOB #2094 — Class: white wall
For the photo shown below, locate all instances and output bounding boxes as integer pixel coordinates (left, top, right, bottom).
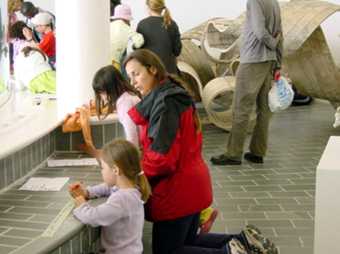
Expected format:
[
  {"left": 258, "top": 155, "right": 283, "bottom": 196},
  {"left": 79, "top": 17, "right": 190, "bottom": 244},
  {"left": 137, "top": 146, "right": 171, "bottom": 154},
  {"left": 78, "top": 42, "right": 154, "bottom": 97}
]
[
  {"left": 30, "top": 0, "right": 55, "bottom": 14},
  {"left": 123, "top": 0, "right": 248, "bottom": 32},
  {"left": 28, "top": 0, "right": 340, "bottom": 65}
]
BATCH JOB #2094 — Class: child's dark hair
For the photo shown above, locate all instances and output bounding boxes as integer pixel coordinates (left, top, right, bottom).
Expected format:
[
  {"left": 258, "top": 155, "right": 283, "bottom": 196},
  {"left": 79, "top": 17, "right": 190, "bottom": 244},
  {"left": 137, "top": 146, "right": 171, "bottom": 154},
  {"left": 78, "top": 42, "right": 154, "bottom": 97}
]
[
  {"left": 101, "top": 139, "right": 151, "bottom": 202},
  {"left": 9, "top": 21, "right": 28, "bottom": 40},
  {"left": 92, "top": 65, "right": 140, "bottom": 119}
]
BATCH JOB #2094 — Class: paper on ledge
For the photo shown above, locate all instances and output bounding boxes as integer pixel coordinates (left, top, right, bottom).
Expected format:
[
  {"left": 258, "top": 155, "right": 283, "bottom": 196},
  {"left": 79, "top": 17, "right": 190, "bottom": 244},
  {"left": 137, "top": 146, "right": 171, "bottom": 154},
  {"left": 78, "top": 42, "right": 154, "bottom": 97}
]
[{"left": 19, "top": 177, "right": 70, "bottom": 191}]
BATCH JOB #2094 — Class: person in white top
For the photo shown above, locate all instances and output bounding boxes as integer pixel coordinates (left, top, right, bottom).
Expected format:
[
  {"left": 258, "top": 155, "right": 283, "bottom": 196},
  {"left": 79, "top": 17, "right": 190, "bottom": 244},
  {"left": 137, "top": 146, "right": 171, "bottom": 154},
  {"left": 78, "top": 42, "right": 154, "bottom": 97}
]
[
  {"left": 14, "top": 46, "right": 56, "bottom": 93},
  {"left": 78, "top": 65, "right": 141, "bottom": 159},
  {"left": 69, "top": 139, "right": 151, "bottom": 254},
  {"left": 110, "top": 4, "right": 144, "bottom": 70}
]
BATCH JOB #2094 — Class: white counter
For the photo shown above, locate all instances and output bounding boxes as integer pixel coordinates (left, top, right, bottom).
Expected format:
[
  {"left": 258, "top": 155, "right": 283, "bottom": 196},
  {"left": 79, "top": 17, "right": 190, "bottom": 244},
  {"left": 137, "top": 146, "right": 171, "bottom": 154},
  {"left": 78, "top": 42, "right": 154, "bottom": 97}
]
[{"left": 0, "top": 91, "right": 118, "bottom": 160}]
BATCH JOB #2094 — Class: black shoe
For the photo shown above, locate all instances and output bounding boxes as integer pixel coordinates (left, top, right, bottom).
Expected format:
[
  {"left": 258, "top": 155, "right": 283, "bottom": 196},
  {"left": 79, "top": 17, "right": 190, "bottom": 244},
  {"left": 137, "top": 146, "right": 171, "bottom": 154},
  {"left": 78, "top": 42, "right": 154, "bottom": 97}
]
[
  {"left": 210, "top": 154, "right": 241, "bottom": 165},
  {"left": 244, "top": 152, "right": 263, "bottom": 164}
]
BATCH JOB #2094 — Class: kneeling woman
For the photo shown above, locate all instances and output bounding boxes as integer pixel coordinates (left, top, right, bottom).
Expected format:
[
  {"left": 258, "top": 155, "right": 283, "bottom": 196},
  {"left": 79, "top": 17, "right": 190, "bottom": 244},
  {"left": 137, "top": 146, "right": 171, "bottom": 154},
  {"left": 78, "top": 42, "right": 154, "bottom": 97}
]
[{"left": 124, "top": 49, "right": 278, "bottom": 254}]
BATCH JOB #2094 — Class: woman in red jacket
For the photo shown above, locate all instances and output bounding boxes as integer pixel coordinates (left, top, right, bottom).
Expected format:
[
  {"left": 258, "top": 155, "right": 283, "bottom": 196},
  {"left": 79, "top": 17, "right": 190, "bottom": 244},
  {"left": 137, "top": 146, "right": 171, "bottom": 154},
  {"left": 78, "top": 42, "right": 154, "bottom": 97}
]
[{"left": 124, "top": 49, "right": 277, "bottom": 254}]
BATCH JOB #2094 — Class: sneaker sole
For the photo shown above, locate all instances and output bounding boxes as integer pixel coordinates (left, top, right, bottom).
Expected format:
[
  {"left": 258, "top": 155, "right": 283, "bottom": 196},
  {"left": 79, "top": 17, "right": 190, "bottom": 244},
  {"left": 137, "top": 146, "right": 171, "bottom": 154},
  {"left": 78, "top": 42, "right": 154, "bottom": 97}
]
[{"left": 243, "top": 225, "right": 278, "bottom": 254}]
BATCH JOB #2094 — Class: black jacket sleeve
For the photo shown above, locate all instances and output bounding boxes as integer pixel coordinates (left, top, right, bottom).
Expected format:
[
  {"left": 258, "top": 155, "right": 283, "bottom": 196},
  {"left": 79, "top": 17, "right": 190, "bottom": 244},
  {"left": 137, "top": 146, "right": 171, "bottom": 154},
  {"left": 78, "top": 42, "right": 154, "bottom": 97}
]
[{"left": 169, "top": 21, "right": 182, "bottom": 57}]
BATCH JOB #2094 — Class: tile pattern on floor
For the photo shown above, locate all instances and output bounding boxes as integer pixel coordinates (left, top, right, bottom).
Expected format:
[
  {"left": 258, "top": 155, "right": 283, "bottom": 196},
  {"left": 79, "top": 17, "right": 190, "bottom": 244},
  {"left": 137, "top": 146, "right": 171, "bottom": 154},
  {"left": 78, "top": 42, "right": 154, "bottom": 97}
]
[
  {"left": 142, "top": 100, "right": 340, "bottom": 254},
  {"left": 0, "top": 163, "right": 102, "bottom": 254}
]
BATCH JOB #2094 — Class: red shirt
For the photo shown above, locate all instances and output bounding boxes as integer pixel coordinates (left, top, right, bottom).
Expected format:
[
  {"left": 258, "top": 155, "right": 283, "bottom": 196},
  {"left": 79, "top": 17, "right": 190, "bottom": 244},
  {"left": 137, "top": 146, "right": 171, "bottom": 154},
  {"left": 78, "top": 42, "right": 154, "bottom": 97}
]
[{"left": 39, "top": 31, "right": 55, "bottom": 58}]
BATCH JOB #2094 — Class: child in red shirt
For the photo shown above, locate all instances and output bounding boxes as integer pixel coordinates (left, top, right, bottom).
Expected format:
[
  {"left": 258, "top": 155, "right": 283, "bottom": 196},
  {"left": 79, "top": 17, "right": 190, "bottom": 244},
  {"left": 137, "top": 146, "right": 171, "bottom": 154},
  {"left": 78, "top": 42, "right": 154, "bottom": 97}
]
[{"left": 23, "top": 12, "right": 56, "bottom": 68}]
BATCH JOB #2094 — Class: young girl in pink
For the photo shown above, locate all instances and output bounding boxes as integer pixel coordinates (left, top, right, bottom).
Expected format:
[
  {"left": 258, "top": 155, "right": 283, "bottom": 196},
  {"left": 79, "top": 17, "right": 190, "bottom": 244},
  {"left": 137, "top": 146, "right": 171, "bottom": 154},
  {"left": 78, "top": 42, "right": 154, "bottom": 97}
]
[
  {"left": 79, "top": 65, "right": 141, "bottom": 158},
  {"left": 69, "top": 139, "right": 151, "bottom": 254}
]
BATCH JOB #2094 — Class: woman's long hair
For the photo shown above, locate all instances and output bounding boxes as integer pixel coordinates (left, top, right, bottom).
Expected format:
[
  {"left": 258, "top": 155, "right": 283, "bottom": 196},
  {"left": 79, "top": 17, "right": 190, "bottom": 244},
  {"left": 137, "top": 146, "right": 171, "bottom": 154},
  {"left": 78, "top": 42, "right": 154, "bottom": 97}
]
[
  {"left": 123, "top": 49, "right": 202, "bottom": 132},
  {"left": 146, "top": 0, "right": 172, "bottom": 28},
  {"left": 101, "top": 139, "right": 151, "bottom": 202},
  {"left": 92, "top": 65, "right": 140, "bottom": 119}
]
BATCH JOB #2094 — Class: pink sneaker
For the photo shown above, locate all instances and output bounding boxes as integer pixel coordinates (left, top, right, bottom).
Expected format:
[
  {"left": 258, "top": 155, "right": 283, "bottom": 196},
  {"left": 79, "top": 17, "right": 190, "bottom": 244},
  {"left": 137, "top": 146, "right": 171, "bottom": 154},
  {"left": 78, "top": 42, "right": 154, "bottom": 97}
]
[{"left": 199, "top": 208, "right": 219, "bottom": 234}]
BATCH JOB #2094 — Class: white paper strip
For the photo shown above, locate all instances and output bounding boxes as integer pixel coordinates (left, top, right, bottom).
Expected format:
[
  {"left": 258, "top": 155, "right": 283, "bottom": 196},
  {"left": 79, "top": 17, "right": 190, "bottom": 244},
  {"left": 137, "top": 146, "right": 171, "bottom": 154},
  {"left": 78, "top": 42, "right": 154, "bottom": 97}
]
[{"left": 19, "top": 177, "right": 70, "bottom": 191}]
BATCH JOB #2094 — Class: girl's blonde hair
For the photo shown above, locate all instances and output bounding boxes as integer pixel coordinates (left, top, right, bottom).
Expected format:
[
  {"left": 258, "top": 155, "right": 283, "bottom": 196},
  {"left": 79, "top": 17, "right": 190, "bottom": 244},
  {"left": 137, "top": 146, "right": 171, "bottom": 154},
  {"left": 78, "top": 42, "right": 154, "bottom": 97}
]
[
  {"left": 101, "top": 139, "right": 151, "bottom": 202},
  {"left": 8, "top": 0, "right": 22, "bottom": 14},
  {"left": 146, "top": 0, "right": 172, "bottom": 28}
]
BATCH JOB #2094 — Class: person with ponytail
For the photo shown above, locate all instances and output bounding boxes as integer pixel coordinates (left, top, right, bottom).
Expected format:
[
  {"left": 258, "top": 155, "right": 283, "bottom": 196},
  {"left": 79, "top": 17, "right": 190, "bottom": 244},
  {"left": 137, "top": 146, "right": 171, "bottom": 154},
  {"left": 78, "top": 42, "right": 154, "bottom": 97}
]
[
  {"left": 124, "top": 49, "right": 278, "bottom": 254},
  {"left": 69, "top": 139, "right": 151, "bottom": 254},
  {"left": 136, "top": 0, "right": 181, "bottom": 74}
]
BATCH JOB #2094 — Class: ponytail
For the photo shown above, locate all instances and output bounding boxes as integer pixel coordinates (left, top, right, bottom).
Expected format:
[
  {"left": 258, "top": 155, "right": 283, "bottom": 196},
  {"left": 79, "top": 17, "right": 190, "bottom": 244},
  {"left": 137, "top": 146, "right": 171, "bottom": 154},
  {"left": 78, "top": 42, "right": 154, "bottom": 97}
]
[
  {"left": 146, "top": 0, "right": 172, "bottom": 29},
  {"left": 136, "top": 172, "right": 152, "bottom": 202},
  {"left": 102, "top": 139, "right": 151, "bottom": 203},
  {"left": 162, "top": 7, "right": 172, "bottom": 29}
]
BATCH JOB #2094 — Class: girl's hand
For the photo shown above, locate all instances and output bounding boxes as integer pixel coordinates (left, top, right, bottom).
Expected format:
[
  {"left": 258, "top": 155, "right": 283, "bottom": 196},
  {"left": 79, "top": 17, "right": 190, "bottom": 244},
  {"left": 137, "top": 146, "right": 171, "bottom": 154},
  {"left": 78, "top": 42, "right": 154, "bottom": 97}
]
[
  {"left": 74, "top": 196, "right": 86, "bottom": 207},
  {"left": 68, "top": 182, "right": 89, "bottom": 199}
]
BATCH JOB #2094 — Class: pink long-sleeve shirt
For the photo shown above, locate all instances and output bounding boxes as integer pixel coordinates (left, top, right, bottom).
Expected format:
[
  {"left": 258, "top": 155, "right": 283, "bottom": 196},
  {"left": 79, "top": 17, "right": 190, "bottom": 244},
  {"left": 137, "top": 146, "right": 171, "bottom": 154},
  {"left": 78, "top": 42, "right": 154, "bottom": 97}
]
[
  {"left": 116, "top": 92, "right": 141, "bottom": 146},
  {"left": 73, "top": 184, "right": 144, "bottom": 254}
]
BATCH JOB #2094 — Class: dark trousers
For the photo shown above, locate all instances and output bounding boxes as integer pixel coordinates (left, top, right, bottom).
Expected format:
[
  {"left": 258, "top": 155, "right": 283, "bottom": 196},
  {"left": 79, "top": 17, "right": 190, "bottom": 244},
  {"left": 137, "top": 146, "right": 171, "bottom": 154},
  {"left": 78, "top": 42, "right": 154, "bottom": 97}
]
[{"left": 152, "top": 213, "right": 245, "bottom": 254}]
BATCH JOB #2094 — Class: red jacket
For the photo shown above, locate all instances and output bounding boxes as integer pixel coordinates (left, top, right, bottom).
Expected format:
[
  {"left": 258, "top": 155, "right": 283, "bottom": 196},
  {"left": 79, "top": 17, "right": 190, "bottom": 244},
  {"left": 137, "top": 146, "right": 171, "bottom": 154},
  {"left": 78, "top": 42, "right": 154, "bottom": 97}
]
[{"left": 128, "top": 80, "right": 212, "bottom": 221}]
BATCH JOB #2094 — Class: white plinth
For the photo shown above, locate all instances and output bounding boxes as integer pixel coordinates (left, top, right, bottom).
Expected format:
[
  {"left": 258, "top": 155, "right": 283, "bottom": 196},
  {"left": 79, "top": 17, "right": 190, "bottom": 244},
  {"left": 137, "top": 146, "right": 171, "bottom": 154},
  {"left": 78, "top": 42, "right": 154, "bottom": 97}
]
[{"left": 314, "top": 136, "right": 340, "bottom": 254}]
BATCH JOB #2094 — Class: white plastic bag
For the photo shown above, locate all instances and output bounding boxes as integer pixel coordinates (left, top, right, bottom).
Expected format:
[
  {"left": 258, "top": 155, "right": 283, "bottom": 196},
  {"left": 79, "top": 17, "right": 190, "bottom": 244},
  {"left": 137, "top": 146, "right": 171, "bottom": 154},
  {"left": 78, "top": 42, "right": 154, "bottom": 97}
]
[
  {"left": 333, "top": 106, "right": 340, "bottom": 128},
  {"left": 268, "top": 77, "right": 294, "bottom": 112}
]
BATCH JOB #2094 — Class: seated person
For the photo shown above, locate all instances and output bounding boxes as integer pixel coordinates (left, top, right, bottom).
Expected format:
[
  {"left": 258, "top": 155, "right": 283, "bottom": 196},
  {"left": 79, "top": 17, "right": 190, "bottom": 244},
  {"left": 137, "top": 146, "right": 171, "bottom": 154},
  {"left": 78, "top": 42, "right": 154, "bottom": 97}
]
[
  {"left": 14, "top": 46, "right": 56, "bottom": 94},
  {"left": 9, "top": 21, "right": 30, "bottom": 64},
  {"left": 23, "top": 12, "right": 56, "bottom": 68}
]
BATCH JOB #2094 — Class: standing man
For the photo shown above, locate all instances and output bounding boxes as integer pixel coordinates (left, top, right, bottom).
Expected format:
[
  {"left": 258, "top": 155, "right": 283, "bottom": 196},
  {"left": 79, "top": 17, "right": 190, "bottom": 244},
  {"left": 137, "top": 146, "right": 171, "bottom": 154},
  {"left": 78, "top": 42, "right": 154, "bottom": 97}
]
[{"left": 211, "top": 0, "right": 283, "bottom": 165}]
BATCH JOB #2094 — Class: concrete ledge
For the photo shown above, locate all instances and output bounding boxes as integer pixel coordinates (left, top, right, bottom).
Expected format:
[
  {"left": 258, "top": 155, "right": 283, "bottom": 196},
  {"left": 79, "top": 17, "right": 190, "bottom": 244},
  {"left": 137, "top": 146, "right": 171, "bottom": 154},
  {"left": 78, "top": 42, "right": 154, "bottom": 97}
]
[
  {"left": 0, "top": 91, "right": 119, "bottom": 160},
  {"left": 0, "top": 165, "right": 103, "bottom": 254}
]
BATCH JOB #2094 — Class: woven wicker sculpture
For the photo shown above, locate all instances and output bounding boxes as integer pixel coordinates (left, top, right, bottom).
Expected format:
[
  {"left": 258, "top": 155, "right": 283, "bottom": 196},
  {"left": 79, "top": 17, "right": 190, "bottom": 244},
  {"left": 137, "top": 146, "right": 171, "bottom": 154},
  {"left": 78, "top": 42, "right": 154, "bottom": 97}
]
[{"left": 178, "top": 0, "right": 340, "bottom": 131}]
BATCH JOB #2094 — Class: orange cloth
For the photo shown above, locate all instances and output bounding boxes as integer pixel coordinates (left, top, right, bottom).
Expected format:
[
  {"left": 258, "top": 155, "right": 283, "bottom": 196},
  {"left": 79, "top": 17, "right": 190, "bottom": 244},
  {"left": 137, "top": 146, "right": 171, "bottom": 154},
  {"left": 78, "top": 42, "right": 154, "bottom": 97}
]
[{"left": 62, "top": 101, "right": 109, "bottom": 133}]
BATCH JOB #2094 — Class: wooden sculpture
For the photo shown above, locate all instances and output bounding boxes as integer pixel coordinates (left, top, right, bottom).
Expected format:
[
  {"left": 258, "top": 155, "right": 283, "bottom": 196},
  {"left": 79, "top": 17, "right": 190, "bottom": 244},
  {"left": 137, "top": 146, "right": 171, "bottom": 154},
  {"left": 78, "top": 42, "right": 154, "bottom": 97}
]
[{"left": 178, "top": 0, "right": 340, "bottom": 131}]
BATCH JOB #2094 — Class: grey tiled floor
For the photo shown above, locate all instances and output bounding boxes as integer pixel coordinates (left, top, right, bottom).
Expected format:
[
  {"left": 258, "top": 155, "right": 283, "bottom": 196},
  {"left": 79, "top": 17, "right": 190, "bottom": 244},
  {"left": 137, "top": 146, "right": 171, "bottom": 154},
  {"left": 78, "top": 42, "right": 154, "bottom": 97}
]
[{"left": 143, "top": 100, "right": 340, "bottom": 254}]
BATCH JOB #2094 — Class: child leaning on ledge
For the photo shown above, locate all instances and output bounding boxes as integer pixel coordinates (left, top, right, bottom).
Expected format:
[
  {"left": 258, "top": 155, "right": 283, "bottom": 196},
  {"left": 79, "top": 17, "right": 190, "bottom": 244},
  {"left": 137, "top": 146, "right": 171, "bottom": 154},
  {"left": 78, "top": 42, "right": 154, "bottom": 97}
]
[
  {"left": 69, "top": 139, "right": 151, "bottom": 254},
  {"left": 15, "top": 46, "right": 56, "bottom": 94}
]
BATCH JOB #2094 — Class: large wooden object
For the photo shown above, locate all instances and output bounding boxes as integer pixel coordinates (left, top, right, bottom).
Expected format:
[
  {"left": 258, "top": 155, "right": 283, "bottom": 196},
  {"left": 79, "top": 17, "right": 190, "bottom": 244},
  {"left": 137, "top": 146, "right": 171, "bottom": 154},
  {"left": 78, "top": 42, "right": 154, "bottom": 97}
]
[{"left": 178, "top": 0, "right": 340, "bottom": 131}]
